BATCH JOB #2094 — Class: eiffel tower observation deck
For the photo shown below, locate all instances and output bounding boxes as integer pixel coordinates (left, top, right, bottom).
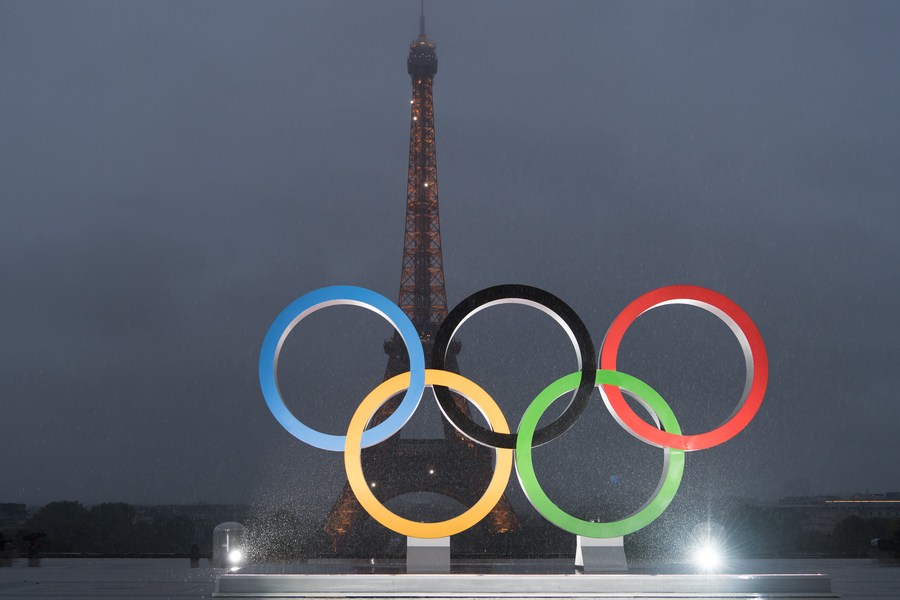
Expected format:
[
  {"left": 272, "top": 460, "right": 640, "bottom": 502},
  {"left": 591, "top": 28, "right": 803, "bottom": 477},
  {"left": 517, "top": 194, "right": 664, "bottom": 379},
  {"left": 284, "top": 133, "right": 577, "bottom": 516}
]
[{"left": 324, "top": 8, "right": 519, "bottom": 553}]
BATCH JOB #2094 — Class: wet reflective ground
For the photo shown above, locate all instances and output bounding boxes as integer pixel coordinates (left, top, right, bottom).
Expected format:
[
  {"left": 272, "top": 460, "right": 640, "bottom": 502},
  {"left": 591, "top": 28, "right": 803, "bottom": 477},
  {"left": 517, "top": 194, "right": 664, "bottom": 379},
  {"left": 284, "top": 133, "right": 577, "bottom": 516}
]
[{"left": 0, "top": 557, "right": 897, "bottom": 599}]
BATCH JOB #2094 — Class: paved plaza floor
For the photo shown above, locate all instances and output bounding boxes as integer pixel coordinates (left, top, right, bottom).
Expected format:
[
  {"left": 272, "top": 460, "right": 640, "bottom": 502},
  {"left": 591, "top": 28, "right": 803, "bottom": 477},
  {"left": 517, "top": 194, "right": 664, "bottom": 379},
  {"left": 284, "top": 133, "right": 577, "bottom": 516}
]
[{"left": 0, "top": 557, "right": 898, "bottom": 599}]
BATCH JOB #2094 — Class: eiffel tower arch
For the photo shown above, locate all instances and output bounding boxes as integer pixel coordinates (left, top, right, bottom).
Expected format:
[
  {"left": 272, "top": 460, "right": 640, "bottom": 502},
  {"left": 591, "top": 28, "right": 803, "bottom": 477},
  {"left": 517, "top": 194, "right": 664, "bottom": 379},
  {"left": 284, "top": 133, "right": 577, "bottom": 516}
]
[{"left": 324, "top": 12, "right": 518, "bottom": 554}]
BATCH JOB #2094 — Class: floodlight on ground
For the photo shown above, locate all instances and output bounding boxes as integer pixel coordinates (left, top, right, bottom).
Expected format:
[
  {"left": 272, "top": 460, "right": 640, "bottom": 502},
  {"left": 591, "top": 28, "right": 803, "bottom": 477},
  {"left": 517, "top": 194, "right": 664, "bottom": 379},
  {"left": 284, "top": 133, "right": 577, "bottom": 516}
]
[{"left": 693, "top": 542, "right": 722, "bottom": 571}]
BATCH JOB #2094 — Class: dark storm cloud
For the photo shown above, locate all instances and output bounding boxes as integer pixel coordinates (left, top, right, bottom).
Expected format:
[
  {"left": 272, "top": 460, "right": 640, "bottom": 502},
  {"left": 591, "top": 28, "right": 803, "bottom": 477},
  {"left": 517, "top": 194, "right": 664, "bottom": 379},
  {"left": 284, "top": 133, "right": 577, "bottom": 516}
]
[{"left": 1, "top": 0, "right": 898, "bottom": 519}]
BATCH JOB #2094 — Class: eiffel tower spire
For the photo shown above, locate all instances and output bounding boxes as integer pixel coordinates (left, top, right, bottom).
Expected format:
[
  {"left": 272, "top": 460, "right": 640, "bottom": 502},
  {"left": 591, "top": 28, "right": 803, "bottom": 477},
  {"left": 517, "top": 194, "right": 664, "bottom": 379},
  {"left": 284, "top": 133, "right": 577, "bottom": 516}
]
[{"left": 418, "top": 0, "right": 427, "bottom": 42}]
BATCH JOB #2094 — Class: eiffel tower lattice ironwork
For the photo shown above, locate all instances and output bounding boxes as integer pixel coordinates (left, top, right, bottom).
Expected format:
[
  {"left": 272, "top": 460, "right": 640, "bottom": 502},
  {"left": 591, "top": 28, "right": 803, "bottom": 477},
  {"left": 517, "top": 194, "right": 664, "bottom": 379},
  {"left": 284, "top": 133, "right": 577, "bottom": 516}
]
[{"left": 324, "top": 12, "right": 519, "bottom": 552}]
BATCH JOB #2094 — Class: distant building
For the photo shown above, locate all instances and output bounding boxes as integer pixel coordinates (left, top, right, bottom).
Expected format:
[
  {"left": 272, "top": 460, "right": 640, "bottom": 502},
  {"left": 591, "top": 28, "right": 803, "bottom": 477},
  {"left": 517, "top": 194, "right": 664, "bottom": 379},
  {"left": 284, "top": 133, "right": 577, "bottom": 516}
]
[{"left": 774, "top": 492, "right": 900, "bottom": 533}]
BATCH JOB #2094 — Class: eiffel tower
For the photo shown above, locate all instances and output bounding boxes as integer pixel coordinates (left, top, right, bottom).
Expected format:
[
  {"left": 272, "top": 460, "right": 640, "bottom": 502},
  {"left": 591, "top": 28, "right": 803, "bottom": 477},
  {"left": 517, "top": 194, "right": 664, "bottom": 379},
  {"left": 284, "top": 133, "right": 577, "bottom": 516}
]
[{"left": 324, "top": 9, "right": 518, "bottom": 553}]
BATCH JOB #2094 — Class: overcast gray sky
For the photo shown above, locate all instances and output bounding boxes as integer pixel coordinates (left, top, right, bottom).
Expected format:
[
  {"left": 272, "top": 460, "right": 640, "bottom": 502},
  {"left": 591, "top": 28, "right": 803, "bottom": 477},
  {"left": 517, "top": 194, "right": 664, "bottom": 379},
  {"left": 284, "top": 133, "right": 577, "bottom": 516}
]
[{"left": 2, "top": 0, "right": 898, "bottom": 524}]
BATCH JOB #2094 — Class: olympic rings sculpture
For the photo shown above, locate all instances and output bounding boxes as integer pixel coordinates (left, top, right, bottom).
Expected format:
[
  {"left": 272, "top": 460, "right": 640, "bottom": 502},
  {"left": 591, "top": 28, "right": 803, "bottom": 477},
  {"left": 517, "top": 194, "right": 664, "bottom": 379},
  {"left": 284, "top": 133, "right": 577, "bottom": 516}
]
[{"left": 259, "top": 284, "right": 767, "bottom": 539}]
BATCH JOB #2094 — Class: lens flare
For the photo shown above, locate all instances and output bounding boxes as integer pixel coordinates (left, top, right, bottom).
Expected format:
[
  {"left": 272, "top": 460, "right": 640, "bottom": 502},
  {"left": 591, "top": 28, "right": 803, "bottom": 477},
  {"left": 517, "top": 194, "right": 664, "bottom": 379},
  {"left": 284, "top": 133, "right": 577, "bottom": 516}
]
[{"left": 694, "top": 543, "right": 721, "bottom": 570}]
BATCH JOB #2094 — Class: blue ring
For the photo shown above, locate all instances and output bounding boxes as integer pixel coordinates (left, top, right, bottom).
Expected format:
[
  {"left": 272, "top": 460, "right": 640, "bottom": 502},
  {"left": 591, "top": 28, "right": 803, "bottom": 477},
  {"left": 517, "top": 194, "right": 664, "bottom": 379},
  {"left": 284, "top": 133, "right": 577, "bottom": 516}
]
[{"left": 259, "top": 286, "right": 426, "bottom": 452}]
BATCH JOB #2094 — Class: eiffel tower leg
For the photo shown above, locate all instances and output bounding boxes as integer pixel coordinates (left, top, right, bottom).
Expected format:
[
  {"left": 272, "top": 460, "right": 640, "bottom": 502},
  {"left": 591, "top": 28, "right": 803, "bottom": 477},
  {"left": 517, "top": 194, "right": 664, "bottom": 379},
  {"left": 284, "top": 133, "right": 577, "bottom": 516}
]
[{"left": 324, "top": 482, "right": 367, "bottom": 553}]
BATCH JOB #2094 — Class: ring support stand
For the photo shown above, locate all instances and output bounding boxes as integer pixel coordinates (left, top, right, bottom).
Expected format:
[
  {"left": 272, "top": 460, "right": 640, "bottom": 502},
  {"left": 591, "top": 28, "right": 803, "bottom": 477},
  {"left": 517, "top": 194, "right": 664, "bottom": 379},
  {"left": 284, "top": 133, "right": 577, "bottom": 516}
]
[
  {"left": 407, "top": 536, "right": 450, "bottom": 573},
  {"left": 575, "top": 535, "right": 627, "bottom": 572}
]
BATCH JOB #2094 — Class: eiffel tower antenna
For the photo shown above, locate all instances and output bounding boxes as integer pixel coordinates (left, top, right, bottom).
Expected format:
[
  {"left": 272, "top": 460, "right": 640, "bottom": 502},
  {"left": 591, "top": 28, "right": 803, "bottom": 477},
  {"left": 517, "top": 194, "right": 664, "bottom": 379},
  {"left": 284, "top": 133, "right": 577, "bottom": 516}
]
[{"left": 419, "top": 0, "right": 426, "bottom": 40}]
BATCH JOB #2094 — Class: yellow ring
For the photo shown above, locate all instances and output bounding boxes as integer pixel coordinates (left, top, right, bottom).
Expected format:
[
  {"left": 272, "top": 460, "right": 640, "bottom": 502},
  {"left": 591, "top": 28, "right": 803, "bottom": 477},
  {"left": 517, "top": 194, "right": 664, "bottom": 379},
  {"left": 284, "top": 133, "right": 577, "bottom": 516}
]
[{"left": 344, "top": 369, "right": 513, "bottom": 538}]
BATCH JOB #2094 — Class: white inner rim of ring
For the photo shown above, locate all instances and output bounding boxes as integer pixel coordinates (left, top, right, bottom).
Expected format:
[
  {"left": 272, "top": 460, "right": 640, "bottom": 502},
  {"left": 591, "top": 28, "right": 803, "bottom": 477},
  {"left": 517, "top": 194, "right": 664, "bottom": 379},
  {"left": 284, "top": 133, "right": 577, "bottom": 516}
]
[
  {"left": 599, "top": 299, "right": 754, "bottom": 443},
  {"left": 272, "top": 299, "right": 415, "bottom": 440},
  {"left": 440, "top": 298, "right": 583, "bottom": 447}
]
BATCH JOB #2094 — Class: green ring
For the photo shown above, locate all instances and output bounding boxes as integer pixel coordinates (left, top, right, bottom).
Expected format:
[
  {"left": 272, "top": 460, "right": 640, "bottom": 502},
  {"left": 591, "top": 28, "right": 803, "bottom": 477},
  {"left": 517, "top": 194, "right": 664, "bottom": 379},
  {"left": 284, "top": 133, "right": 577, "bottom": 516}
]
[{"left": 515, "top": 370, "right": 685, "bottom": 538}]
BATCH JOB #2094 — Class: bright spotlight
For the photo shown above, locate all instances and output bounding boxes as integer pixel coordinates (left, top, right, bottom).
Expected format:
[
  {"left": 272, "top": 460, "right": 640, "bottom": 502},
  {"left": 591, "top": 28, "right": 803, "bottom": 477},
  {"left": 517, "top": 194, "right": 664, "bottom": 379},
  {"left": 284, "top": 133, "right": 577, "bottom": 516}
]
[
  {"left": 694, "top": 543, "right": 721, "bottom": 571},
  {"left": 228, "top": 549, "right": 243, "bottom": 565}
]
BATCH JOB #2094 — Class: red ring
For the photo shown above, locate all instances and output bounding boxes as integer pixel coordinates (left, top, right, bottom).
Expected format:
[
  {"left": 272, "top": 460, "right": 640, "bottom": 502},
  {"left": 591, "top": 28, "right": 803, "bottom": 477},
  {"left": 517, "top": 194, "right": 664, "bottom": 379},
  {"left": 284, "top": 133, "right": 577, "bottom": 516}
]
[{"left": 599, "top": 285, "right": 768, "bottom": 451}]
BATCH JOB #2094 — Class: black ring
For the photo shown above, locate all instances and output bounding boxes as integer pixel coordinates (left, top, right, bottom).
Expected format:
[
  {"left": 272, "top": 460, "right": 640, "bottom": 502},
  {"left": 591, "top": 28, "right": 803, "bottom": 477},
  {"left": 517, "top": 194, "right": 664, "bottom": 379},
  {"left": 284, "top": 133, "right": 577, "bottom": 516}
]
[{"left": 432, "top": 284, "right": 596, "bottom": 449}]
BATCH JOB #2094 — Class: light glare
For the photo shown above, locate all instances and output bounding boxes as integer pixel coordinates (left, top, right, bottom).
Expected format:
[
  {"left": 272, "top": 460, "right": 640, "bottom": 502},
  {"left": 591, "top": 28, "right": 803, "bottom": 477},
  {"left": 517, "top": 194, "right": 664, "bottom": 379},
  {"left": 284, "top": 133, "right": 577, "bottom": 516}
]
[{"left": 694, "top": 543, "right": 721, "bottom": 570}]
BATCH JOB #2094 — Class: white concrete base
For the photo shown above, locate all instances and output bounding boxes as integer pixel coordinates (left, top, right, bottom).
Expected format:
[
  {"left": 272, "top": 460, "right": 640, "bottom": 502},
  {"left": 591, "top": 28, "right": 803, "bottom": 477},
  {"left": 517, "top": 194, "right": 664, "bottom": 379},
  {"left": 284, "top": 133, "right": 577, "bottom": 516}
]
[
  {"left": 214, "top": 572, "right": 836, "bottom": 598},
  {"left": 574, "top": 535, "right": 626, "bottom": 572},
  {"left": 407, "top": 536, "right": 450, "bottom": 573}
]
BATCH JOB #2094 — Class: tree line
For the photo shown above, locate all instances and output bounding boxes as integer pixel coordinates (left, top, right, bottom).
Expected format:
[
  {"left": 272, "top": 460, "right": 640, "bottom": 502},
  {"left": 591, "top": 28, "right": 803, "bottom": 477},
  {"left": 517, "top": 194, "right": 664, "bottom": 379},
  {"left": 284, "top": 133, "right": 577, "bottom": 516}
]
[
  {"left": 3, "top": 500, "right": 898, "bottom": 559},
  {"left": 7, "top": 501, "right": 210, "bottom": 555}
]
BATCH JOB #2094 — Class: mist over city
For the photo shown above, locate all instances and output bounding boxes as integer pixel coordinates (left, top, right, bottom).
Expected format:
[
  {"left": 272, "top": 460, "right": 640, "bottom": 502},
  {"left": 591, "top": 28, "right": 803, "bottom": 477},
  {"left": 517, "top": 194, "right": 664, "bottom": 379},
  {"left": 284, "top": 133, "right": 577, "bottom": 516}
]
[{"left": 2, "top": 1, "right": 898, "bottom": 554}]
